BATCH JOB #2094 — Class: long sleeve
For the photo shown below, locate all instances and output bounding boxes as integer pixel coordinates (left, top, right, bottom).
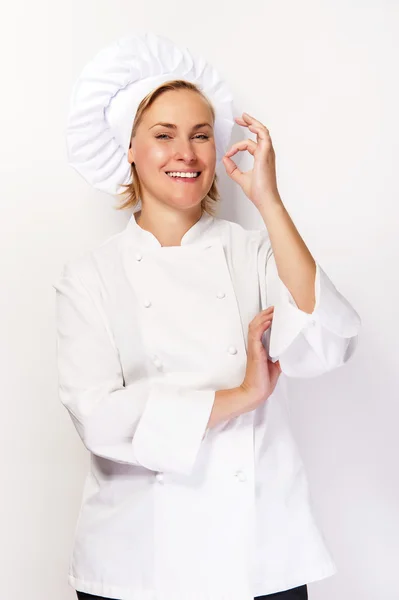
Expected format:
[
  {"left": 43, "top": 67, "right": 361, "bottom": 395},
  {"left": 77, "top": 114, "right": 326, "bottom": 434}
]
[
  {"left": 53, "top": 262, "right": 215, "bottom": 475},
  {"left": 257, "top": 231, "right": 361, "bottom": 378}
]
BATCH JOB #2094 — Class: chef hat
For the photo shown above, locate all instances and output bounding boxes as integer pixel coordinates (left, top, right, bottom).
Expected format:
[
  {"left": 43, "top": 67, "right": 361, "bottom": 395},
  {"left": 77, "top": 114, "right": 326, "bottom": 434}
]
[{"left": 66, "top": 32, "right": 235, "bottom": 196}]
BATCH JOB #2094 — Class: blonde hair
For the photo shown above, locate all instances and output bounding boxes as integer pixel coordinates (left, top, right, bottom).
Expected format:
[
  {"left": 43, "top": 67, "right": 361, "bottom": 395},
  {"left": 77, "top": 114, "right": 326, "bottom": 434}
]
[{"left": 116, "top": 79, "right": 220, "bottom": 216}]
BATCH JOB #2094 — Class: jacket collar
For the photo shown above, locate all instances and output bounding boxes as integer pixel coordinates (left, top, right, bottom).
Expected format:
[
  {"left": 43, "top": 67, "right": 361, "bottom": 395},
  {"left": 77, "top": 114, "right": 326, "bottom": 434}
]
[{"left": 125, "top": 209, "right": 216, "bottom": 250}]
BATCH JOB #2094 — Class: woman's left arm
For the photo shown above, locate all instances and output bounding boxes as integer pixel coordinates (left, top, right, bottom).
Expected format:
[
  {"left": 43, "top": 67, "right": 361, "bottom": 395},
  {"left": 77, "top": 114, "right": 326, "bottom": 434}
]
[
  {"left": 257, "top": 199, "right": 317, "bottom": 314},
  {"left": 257, "top": 228, "right": 361, "bottom": 378},
  {"left": 223, "top": 112, "right": 361, "bottom": 378}
]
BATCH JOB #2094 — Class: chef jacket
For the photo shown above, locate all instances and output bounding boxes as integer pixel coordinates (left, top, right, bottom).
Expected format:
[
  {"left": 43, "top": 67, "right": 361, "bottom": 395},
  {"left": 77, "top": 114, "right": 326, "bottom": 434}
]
[{"left": 53, "top": 209, "right": 361, "bottom": 600}]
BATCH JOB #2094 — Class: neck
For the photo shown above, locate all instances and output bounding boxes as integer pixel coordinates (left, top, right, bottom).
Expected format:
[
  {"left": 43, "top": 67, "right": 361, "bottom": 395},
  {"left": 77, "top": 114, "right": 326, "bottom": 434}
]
[{"left": 135, "top": 204, "right": 203, "bottom": 247}]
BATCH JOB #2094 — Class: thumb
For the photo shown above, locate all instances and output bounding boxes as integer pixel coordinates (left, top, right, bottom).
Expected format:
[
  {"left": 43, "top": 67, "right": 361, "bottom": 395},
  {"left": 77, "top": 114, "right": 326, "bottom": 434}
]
[
  {"left": 269, "top": 360, "right": 282, "bottom": 389},
  {"left": 222, "top": 155, "right": 243, "bottom": 185},
  {"left": 268, "top": 358, "right": 282, "bottom": 377}
]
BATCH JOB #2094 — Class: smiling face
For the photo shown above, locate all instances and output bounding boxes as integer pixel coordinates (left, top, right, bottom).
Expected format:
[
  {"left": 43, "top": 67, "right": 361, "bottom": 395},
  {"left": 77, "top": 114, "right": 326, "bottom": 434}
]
[{"left": 127, "top": 89, "right": 216, "bottom": 211}]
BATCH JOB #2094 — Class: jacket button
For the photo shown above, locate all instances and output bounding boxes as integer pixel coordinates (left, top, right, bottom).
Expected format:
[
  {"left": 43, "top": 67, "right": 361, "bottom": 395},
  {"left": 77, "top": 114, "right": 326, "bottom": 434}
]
[
  {"left": 143, "top": 299, "right": 152, "bottom": 308},
  {"left": 228, "top": 346, "right": 238, "bottom": 355},
  {"left": 216, "top": 291, "right": 225, "bottom": 299},
  {"left": 153, "top": 357, "right": 162, "bottom": 369},
  {"left": 155, "top": 473, "right": 164, "bottom": 484},
  {"left": 135, "top": 253, "right": 143, "bottom": 261},
  {"left": 235, "top": 470, "right": 246, "bottom": 482}
]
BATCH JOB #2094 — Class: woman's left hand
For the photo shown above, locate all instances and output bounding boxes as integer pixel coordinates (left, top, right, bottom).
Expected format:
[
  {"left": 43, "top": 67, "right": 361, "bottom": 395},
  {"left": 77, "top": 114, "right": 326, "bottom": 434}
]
[{"left": 222, "top": 112, "right": 280, "bottom": 207}]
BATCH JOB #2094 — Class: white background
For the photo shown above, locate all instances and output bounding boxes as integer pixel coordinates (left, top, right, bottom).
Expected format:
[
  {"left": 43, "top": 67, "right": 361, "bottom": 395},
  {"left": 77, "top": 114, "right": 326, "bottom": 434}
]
[{"left": 1, "top": 1, "right": 398, "bottom": 599}]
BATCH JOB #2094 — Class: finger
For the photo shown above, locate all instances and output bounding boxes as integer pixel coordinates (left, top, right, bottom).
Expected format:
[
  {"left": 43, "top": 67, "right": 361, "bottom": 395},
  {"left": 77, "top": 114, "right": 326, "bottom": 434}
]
[
  {"left": 249, "top": 310, "right": 273, "bottom": 329},
  {"left": 238, "top": 113, "right": 270, "bottom": 133},
  {"left": 222, "top": 155, "right": 244, "bottom": 183},
  {"left": 257, "top": 307, "right": 275, "bottom": 319},
  {"left": 236, "top": 123, "right": 269, "bottom": 142},
  {"left": 235, "top": 114, "right": 270, "bottom": 140},
  {"left": 259, "top": 313, "right": 274, "bottom": 324},
  {"left": 249, "top": 311, "right": 272, "bottom": 328},
  {"left": 249, "top": 308, "right": 274, "bottom": 329},
  {"left": 224, "top": 139, "right": 257, "bottom": 158},
  {"left": 250, "top": 318, "right": 272, "bottom": 339}
]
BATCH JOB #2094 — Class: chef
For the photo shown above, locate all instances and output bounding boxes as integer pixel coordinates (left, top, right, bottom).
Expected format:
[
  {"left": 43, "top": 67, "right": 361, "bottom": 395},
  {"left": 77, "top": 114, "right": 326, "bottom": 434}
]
[{"left": 54, "top": 32, "right": 361, "bottom": 600}]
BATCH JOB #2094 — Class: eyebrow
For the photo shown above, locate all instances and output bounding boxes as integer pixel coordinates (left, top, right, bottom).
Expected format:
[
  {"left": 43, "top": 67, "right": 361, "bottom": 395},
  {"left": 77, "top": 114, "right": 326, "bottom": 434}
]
[{"left": 149, "top": 122, "right": 212, "bottom": 131}]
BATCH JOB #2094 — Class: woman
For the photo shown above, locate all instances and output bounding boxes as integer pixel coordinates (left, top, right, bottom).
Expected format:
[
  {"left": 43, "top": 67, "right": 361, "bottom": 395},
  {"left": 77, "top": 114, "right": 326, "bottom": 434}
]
[{"left": 54, "top": 33, "right": 361, "bottom": 600}]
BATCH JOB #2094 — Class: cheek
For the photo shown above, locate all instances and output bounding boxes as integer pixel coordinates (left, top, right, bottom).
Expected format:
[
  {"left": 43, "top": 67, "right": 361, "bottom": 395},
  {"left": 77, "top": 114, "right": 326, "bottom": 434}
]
[
  {"left": 136, "top": 143, "right": 170, "bottom": 173},
  {"left": 200, "top": 144, "right": 217, "bottom": 175},
  {"left": 201, "top": 142, "right": 216, "bottom": 165}
]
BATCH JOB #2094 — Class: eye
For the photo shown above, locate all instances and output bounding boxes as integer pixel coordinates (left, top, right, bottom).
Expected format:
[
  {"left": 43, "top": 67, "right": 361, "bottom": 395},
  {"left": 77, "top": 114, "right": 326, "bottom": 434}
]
[{"left": 155, "top": 134, "right": 210, "bottom": 140}]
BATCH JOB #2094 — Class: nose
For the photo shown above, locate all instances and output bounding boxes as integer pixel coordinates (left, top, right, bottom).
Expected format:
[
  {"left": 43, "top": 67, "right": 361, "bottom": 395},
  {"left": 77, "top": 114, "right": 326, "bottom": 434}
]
[{"left": 173, "top": 139, "right": 197, "bottom": 162}]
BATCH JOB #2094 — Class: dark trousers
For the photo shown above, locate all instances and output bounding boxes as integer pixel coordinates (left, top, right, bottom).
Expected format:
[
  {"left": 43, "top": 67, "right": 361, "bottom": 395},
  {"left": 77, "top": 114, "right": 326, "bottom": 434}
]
[{"left": 76, "top": 585, "right": 308, "bottom": 599}]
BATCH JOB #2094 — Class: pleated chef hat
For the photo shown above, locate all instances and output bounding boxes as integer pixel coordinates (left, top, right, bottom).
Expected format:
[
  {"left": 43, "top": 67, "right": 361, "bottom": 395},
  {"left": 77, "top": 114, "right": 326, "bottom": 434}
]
[{"left": 66, "top": 32, "right": 235, "bottom": 196}]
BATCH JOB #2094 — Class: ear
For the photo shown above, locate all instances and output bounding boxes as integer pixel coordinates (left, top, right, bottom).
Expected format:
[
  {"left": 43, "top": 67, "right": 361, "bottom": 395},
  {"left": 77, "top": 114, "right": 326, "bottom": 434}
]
[{"left": 127, "top": 147, "right": 135, "bottom": 165}]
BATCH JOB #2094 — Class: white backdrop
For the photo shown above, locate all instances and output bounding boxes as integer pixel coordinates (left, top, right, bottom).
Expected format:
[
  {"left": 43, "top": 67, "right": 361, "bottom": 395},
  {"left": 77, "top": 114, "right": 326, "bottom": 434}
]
[{"left": 1, "top": 1, "right": 397, "bottom": 599}]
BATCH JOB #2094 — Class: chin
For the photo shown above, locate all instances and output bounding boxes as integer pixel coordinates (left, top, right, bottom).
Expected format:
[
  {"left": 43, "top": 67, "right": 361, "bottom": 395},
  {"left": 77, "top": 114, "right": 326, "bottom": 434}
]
[
  {"left": 161, "top": 195, "right": 202, "bottom": 210},
  {"left": 173, "top": 197, "right": 204, "bottom": 209}
]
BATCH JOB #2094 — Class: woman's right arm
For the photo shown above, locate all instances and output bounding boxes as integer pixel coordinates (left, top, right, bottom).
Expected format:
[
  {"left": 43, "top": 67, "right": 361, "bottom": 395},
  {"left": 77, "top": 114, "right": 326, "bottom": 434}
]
[
  {"left": 53, "top": 262, "right": 279, "bottom": 476},
  {"left": 54, "top": 261, "right": 216, "bottom": 477}
]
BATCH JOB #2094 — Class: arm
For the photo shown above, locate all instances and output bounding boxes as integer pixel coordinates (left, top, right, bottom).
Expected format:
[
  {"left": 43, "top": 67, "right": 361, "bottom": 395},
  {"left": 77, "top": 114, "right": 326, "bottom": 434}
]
[
  {"left": 257, "top": 226, "right": 361, "bottom": 378},
  {"left": 207, "top": 386, "right": 252, "bottom": 429},
  {"left": 258, "top": 196, "right": 317, "bottom": 314},
  {"left": 53, "top": 261, "right": 221, "bottom": 476}
]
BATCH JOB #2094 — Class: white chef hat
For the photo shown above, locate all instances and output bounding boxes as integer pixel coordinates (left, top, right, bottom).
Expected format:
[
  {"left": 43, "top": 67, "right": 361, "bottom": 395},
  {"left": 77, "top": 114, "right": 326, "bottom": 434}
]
[{"left": 66, "top": 32, "right": 235, "bottom": 196}]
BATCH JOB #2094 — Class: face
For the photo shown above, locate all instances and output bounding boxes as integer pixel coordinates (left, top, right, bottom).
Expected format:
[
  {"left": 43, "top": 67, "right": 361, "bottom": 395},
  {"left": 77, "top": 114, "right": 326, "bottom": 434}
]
[{"left": 128, "top": 90, "right": 216, "bottom": 210}]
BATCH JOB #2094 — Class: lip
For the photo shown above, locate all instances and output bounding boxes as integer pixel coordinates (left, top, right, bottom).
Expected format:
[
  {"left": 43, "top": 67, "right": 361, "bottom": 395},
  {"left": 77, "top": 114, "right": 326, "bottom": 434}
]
[{"left": 164, "top": 170, "right": 201, "bottom": 174}]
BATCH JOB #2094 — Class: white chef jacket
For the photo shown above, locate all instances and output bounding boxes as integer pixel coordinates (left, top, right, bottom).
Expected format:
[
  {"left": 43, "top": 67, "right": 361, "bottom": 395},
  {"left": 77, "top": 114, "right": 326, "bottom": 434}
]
[{"left": 53, "top": 209, "right": 361, "bottom": 600}]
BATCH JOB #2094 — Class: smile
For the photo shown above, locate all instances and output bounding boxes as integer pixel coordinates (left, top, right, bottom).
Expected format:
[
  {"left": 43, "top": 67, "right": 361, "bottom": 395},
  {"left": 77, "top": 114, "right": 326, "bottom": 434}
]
[
  {"left": 165, "top": 171, "right": 201, "bottom": 179},
  {"left": 165, "top": 171, "right": 202, "bottom": 182}
]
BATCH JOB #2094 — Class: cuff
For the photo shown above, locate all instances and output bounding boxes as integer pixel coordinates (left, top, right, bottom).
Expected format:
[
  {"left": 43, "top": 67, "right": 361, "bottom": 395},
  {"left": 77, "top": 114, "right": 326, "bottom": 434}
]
[
  {"left": 269, "top": 263, "right": 361, "bottom": 358},
  {"left": 132, "top": 384, "right": 215, "bottom": 475}
]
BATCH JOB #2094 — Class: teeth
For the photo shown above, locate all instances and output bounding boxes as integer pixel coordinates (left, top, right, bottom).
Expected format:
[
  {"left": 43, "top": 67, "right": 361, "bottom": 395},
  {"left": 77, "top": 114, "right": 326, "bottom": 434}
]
[{"left": 166, "top": 172, "right": 200, "bottom": 178}]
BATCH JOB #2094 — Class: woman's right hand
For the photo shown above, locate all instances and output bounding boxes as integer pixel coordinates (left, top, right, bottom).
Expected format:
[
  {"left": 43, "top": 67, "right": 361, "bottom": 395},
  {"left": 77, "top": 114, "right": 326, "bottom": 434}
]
[{"left": 239, "top": 306, "right": 282, "bottom": 412}]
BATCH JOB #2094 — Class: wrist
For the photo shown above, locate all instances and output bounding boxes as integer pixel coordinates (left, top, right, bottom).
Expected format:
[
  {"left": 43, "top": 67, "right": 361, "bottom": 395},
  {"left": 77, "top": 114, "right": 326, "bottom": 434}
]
[
  {"left": 238, "top": 383, "right": 261, "bottom": 410},
  {"left": 207, "top": 386, "right": 251, "bottom": 429},
  {"left": 256, "top": 189, "right": 282, "bottom": 207}
]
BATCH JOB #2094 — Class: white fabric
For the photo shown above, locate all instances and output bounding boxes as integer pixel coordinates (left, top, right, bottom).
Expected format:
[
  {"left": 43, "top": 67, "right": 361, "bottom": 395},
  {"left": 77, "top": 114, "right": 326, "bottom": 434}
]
[
  {"left": 66, "top": 32, "right": 235, "bottom": 195},
  {"left": 53, "top": 212, "right": 361, "bottom": 599}
]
